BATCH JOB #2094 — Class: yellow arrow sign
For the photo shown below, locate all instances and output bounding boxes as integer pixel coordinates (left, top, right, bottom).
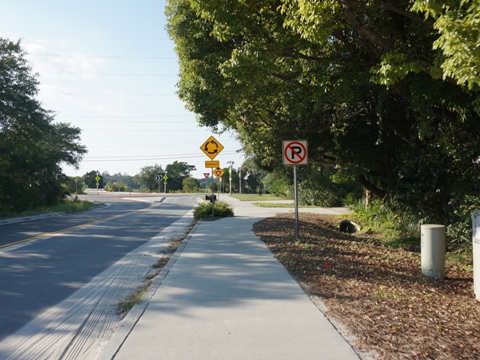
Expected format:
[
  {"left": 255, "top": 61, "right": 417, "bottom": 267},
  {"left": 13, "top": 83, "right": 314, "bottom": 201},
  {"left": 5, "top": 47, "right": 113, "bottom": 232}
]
[
  {"left": 200, "top": 136, "right": 224, "bottom": 160},
  {"left": 205, "top": 160, "right": 220, "bottom": 168},
  {"left": 214, "top": 168, "right": 225, "bottom": 178}
]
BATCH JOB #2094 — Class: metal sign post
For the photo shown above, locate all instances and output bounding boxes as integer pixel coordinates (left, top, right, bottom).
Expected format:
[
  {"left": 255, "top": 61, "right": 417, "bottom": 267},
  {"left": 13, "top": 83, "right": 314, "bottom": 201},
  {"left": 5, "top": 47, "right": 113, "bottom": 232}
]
[
  {"left": 211, "top": 168, "right": 215, "bottom": 217},
  {"left": 293, "top": 165, "right": 299, "bottom": 239},
  {"left": 283, "top": 140, "right": 308, "bottom": 240},
  {"left": 200, "top": 135, "right": 224, "bottom": 218}
]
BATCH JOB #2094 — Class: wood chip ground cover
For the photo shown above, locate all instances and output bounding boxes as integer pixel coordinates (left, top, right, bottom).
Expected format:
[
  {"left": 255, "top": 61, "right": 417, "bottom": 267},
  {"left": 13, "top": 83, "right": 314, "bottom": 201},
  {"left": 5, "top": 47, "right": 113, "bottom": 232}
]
[{"left": 253, "top": 213, "right": 480, "bottom": 359}]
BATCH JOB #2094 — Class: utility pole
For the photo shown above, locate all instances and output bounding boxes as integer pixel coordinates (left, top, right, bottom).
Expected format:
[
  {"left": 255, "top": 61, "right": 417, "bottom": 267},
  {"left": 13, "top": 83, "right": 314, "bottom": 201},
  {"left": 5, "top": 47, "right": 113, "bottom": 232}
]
[
  {"left": 238, "top": 167, "right": 242, "bottom": 194},
  {"left": 227, "top": 161, "right": 234, "bottom": 194}
]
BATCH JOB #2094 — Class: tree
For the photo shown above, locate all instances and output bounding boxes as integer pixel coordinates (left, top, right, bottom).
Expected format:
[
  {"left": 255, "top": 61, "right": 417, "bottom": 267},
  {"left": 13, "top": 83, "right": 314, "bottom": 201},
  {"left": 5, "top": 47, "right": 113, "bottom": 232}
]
[
  {"left": 182, "top": 177, "right": 200, "bottom": 192},
  {"left": 412, "top": 0, "right": 480, "bottom": 89},
  {"left": 0, "top": 38, "right": 86, "bottom": 212},
  {"left": 165, "top": 161, "right": 196, "bottom": 192},
  {"left": 83, "top": 170, "right": 104, "bottom": 189},
  {"left": 135, "top": 164, "right": 164, "bottom": 192},
  {"left": 166, "top": 0, "right": 480, "bottom": 231}
]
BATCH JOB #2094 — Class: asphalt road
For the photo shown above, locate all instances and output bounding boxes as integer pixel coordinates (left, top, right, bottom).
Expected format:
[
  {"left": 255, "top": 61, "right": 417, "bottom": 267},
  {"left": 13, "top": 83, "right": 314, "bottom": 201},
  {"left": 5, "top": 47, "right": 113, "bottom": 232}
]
[{"left": 0, "top": 193, "right": 197, "bottom": 341}]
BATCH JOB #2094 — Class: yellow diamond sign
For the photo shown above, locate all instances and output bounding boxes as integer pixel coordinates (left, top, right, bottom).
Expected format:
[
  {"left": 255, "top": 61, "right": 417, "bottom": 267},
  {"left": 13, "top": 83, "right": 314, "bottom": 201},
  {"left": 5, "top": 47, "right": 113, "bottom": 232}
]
[
  {"left": 214, "top": 168, "right": 225, "bottom": 178},
  {"left": 200, "top": 136, "right": 224, "bottom": 160}
]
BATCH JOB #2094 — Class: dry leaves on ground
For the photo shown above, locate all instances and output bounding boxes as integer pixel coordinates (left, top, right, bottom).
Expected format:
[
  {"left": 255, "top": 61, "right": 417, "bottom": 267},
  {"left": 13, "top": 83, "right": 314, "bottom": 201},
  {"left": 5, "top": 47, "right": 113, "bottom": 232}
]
[{"left": 253, "top": 213, "right": 480, "bottom": 360}]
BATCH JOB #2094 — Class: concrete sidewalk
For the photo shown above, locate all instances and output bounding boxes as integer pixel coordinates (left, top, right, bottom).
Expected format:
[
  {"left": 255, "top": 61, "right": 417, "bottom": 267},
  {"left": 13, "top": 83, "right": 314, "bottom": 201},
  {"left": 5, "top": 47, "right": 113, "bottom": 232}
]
[{"left": 100, "top": 197, "right": 361, "bottom": 360}]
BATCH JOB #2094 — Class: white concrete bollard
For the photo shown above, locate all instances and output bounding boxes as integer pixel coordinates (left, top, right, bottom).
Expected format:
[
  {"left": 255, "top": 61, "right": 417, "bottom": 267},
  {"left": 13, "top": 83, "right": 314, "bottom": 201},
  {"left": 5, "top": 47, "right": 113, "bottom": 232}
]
[
  {"left": 472, "top": 211, "right": 480, "bottom": 300},
  {"left": 421, "top": 224, "right": 445, "bottom": 280}
]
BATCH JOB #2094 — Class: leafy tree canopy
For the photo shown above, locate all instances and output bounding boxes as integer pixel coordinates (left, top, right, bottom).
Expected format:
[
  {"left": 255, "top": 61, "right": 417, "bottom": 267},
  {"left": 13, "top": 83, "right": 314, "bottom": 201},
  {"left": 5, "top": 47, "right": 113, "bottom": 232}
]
[
  {"left": 166, "top": 161, "right": 196, "bottom": 191},
  {"left": 135, "top": 164, "right": 165, "bottom": 192},
  {"left": 0, "top": 38, "right": 86, "bottom": 212},
  {"left": 166, "top": 0, "right": 480, "bottom": 227}
]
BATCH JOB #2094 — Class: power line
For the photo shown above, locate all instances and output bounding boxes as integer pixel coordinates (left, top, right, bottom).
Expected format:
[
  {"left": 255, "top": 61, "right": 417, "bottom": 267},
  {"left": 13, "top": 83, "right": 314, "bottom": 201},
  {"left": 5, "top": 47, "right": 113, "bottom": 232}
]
[
  {"left": 42, "top": 93, "right": 175, "bottom": 96},
  {"left": 57, "top": 115, "right": 191, "bottom": 118},
  {"left": 29, "top": 53, "right": 175, "bottom": 60},
  {"left": 61, "top": 119, "right": 193, "bottom": 123},
  {"left": 81, "top": 128, "right": 206, "bottom": 132},
  {"left": 40, "top": 72, "right": 176, "bottom": 77},
  {"left": 2, "top": 29, "right": 167, "bottom": 40},
  {"left": 83, "top": 150, "right": 239, "bottom": 162}
]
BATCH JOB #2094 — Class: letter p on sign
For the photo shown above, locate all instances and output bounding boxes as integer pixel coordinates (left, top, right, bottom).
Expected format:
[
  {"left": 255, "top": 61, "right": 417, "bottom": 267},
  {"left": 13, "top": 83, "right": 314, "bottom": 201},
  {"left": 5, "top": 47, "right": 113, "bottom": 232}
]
[{"left": 283, "top": 140, "right": 308, "bottom": 165}]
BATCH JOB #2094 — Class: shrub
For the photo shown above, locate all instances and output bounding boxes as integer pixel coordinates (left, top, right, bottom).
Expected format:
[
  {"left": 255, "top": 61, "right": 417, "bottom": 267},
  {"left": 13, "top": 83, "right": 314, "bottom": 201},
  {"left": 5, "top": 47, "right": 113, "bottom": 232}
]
[{"left": 194, "top": 200, "right": 234, "bottom": 220}]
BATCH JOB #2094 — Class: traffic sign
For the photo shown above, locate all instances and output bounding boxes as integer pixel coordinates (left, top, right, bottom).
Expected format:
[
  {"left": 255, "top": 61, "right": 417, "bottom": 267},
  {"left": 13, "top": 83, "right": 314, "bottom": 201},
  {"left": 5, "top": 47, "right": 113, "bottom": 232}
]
[
  {"left": 95, "top": 175, "right": 100, "bottom": 181},
  {"left": 204, "top": 173, "right": 210, "bottom": 179},
  {"left": 283, "top": 140, "right": 308, "bottom": 165},
  {"left": 214, "top": 168, "right": 225, "bottom": 178},
  {"left": 205, "top": 160, "right": 220, "bottom": 168},
  {"left": 200, "top": 136, "right": 224, "bottom": 160},
  {"left": 163, "top": 175, "right": 168, "bottom": 181}
]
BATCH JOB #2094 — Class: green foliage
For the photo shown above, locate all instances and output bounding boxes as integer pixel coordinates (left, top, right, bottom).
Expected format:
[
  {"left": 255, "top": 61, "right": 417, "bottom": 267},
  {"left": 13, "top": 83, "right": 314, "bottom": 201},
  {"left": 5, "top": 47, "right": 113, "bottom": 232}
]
[
  {"left": 193, "top": 200, "right": 234, "bottom": 220},
  {"left": 264, "top": 172, "right": 292, "bottom": 198},
  {"left": 0, "top": 197, "right": 96, "bottom": 219},
  {"left": 64, "top": 177, "right": 85, "bottom": 194},
  {"left": 0, "top": 38, "right": 86, "bottom": 213},
  {"left": 182, "top": 177, "right": 200, "bottom": 192},
  {"left": 230, "top": 194, "right": 286, "bottom": 201},
  {"left": 297, "top": 167, "right": 363, "bottom": 207},
  {"left": 135, "top": 164, "right": 164, "bottom": 192},
  {"left": 83, "top": 170, "right": 104, "bottom": 188},
  {"left": 350, "top": 200, "right": 423, "bottom": 243},
  {"left": 166, "top": 0, "right": 480, "bottom": 249},
  {"left": 102, "top": 172, "right": 138, "bottom": 190},
  {"left": 412, "top": 0, "right": 480, "bottom": 89},
  {"left": 105, "top": 182, "right": 127, "bottom": 192},
  {"left": 166, "top": 161, "right": 196, "bottom": 192}
]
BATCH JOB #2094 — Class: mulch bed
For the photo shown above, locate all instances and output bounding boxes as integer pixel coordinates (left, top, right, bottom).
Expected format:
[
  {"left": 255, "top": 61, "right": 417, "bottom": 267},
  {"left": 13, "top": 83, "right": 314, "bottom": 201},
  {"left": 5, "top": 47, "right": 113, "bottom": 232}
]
[{"left": 253, "top": 213, "right": 480, "bottom": 359}]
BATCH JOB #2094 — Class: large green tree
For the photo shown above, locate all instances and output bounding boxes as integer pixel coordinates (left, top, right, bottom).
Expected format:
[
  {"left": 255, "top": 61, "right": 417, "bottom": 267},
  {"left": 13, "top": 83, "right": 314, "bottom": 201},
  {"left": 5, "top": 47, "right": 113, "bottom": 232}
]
[
  {"left": 165, "top": 161, "right": 196, "bottom": 191},
  {"left": 135, "top": 164, "right": 165, "bottom": 191},
  {"left": 166, "top": 0, "right": 480, "bottom": 228},
  {"left": 0, "top": 38, "right": 86, "bottom": 212}
]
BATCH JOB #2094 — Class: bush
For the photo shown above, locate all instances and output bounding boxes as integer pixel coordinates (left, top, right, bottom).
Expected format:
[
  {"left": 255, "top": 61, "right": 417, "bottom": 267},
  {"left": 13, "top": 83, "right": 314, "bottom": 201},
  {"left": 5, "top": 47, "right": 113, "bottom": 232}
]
[
  {"left": 194, "top": 200, "right": 234, "bottom": 220},
  {"left": 349, "top": 199, "right": 422, "bottom": 242}
]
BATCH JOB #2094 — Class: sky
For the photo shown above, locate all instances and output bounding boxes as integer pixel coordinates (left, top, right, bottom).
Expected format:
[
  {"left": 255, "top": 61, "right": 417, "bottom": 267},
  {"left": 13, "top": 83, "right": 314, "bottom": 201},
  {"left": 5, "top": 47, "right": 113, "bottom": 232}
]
[{"left": 0, "top": 1, "right": 244, "bottom": 179}]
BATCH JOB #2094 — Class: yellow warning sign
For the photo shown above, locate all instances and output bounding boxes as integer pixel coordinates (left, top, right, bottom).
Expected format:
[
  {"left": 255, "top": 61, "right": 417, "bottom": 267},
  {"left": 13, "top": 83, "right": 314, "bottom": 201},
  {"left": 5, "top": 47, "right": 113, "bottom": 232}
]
[
  {"left": 214, "top": 168, "right": 225, "bottom": 178},
  {"left": 200, "top": 136, "right": 224, "bottom": 160},
  {"left": 205, "top": 160, "right": 220, "bottom": 168}
]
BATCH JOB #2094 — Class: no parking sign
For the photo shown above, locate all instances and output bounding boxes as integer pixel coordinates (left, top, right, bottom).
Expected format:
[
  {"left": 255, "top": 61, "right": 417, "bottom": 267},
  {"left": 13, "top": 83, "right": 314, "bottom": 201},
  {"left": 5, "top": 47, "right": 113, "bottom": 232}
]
[
  {"left": 282, "top": 140, "right": 308, "bottom": 240},
  {"left": 283, "top": 140, "right": 308, "bottom": 165}
]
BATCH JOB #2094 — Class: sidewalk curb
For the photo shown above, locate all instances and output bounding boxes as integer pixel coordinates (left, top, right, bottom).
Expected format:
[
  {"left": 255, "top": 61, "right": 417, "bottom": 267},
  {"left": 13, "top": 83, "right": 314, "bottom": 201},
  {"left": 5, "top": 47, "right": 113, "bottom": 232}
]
[{"left": 98, "top": 217, "right": 200, "bottom": 360}]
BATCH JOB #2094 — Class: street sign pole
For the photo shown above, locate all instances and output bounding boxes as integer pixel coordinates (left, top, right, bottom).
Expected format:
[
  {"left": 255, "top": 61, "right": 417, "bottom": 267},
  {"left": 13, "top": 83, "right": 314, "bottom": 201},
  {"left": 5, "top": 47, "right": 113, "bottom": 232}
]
[
  {"left": 211, "top": 168, "right": 215, "bottom": 218},
  {"left": 294, "top": 165, "right": 299, "bottom": 239},
  {"left": 283, "top": 140, "right": 308, "bottom": 240},
  {"left": 200, "top": 135, "right": 224, "bottom": 219}
]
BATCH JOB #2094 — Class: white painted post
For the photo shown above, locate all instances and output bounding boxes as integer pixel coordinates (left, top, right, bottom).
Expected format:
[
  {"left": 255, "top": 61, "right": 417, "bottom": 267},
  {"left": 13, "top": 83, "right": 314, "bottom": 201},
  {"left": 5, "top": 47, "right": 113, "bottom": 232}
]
[
  {"left": 472, "top": 211, "right": 480, "bottom": 300},
  {"left": 421, "top": 224, "right": 446, "bottom": 280}
]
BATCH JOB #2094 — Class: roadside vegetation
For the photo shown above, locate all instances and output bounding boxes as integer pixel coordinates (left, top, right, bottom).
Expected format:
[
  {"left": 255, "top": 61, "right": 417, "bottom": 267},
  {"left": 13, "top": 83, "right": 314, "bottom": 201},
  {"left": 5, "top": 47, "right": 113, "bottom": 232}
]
[
  {"left": 0, "top": 197, "right": 98, "bottom": 219},
  {"left": 193, "top": 200, "right": 234, "bottom": 220},
  {"left": 254, "top": 213, "right": 478, "bottom": 359},
  {"left": 165, "top": 1, "right": 480, "bottom": 256},
  {"left": 229, "top": 194, "right": 288, "bottom": 202}
]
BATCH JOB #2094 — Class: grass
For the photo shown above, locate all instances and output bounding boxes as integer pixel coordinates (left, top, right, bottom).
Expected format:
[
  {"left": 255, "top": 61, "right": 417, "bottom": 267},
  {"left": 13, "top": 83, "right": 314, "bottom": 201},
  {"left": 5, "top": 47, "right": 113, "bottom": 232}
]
[
  {"left": 229, "top": 194, "right": 289, "bottom": 201},
  {"left": 252, "top": 202, "right": 321, "bottom": 208},
  {"left": 252, "top": 202, "right": 294, "bottom": 208},
  {"left": 116, "top": 283, "right": 150, "bottom": 314},
  {"left": 0, "top": 198, "right": 99, "bottom": 219}
]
